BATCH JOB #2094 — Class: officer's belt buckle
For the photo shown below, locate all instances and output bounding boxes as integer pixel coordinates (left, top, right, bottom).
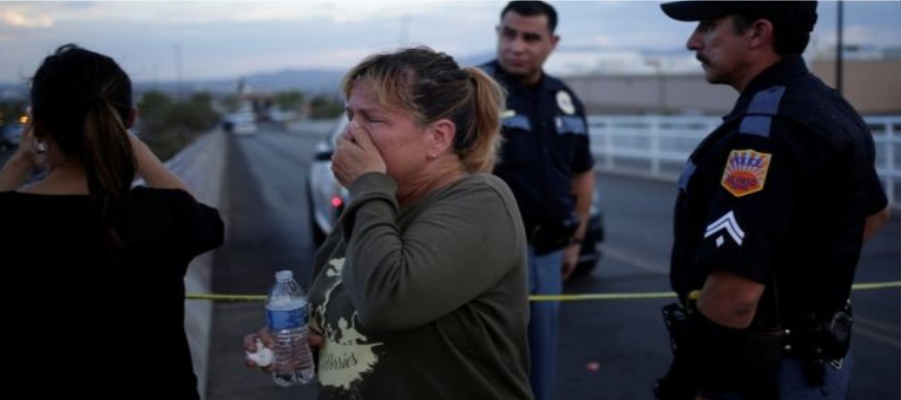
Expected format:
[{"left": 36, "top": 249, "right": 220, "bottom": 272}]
[{"left": 830, "top": 358, "right": 844, "bottom": 370}]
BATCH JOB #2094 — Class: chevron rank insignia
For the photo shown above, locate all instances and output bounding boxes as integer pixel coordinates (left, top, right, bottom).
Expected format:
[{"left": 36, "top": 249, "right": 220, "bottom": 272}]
[
  {"left": 704, "top": 211, "right": 744, "bottom": 247},
  {"left": 721, "top": 149, "right": 771, "bottom": 197}
]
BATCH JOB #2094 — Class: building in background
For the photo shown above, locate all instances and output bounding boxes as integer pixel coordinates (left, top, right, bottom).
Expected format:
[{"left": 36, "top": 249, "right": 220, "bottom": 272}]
[{"left": 552, "top": 47, "right": 901, "bottom": 116}]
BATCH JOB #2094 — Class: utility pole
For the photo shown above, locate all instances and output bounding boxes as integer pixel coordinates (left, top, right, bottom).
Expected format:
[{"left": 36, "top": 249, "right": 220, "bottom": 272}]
[
  {"left": 836, "top": 0, "right": 844, "bottom": 95},
  {"left": 151, "top": 63, "right": 158, "bottom": 91},
  {"left": 174, "top": 43, "right": 184, "bottom": 100},
  {"left": 646, "top": 59, "right": 665, "bottom": 114},
  {"left": 400, "top": 15, "right": 409, "bottom": 46}
]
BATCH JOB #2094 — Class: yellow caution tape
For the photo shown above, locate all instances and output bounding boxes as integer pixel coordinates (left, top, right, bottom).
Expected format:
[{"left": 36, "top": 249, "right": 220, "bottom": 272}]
[
  {"left": 186, "top": 281, "right": 901, "bottom": 303},
  {"left": 529, "top": 292, "right": 675, "bottom": 302},
  {"left": 187, "top": 293, "right": 267, "bottom": 302},
  {"left": 848, "top": 281, "right": 901, "bottom": 290}
]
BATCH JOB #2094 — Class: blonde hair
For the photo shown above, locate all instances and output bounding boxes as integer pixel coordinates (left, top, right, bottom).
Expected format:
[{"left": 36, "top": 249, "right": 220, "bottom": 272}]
[{"left": 342, "top": 46, "right": 505, "bottom": 173}]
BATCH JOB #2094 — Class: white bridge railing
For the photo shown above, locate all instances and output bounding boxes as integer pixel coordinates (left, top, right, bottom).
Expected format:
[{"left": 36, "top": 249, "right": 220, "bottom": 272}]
[{"left": 588, "top": 114, "right": 901, "bottom": 212}]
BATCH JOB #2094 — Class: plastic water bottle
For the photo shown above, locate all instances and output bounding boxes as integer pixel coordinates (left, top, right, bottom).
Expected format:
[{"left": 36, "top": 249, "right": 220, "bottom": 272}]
[{"left": 266, "top": 270, "right": 315, "bottom": 386}]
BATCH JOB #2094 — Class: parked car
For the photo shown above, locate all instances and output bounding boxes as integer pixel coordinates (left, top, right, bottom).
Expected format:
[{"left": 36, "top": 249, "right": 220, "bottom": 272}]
[
  {"left": 307, "top": 119, "right": 348, "bottom": 247},
  {"left": 0, "top": 124, "right": 24, "bottom": 151},
  {"left": 306, "top": 116, "right": 604, "bottom": 279},
  {"left": 222, "top": 112, "right": 257, "bottom": 136}
]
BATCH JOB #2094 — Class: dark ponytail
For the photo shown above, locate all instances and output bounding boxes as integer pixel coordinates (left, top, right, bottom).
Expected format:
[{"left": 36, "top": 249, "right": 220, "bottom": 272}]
[{"left": 31, "top": 44, "right": 136, "bottom": 248}]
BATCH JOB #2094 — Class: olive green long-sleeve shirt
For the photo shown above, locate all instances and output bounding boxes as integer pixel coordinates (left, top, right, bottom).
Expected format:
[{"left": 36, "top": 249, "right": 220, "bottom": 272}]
[{"left": 308, "top": 172, "right": 532, "bottom": 400}]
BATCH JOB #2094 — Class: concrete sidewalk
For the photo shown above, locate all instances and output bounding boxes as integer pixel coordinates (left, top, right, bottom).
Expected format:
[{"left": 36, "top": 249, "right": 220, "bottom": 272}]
[{"left": 203, "top": 124, "right": 326, "bottom": 400}]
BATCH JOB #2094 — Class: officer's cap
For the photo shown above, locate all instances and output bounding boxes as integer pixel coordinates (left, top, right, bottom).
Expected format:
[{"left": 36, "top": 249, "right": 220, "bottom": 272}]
[{"left": 660, "top": 1, "right": 818, "bottom": 32}]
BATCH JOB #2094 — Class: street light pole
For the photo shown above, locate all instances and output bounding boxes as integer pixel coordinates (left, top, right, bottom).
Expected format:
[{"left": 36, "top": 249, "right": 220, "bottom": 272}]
[
  {"left": 400, "top": 15, "right": 409, "bottom": 46},
  {"left": 836, "top": 0, "right": 844, "bottom": 95},
  {"left": 174, "top": 43, "right": 184, "bottom": 100},
  {"left": 646, "top": 59, "right": 665, "bottom": 114}
]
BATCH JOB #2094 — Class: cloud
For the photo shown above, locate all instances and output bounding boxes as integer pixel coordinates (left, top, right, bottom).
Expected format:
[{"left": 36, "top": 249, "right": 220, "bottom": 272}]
[
  {"left": 1, "top": 1, "right": 898, "bottom": 84},
  {"left": 0, "top": 11, "right": 54, "bottom": 28},
  {"left": 22, "top": 1, "right": 493, "bottom": 26}
]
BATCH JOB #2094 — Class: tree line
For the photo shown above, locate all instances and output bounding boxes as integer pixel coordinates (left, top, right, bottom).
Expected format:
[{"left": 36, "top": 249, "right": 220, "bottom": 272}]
[{"left": 0, "top": 88, "right": 344, "bottom": 161}]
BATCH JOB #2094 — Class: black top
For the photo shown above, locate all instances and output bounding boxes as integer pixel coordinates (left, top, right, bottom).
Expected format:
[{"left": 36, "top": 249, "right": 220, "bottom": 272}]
[
  {"left": 670, "top": 56, "right": 888, "bottom": 324},
  {"left": 481, "top": 60, "right": 595, "bottom": 226},
  {"left": 0, "top": 186, "right": 224, "bottom": 399}
]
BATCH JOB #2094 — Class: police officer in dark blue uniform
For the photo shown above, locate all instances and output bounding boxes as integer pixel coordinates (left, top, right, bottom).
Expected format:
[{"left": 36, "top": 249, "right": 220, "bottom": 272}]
[
  {"left": 481, "top": 2, "right": 595, "bottom": 399},
  {"left": 654, "top": 2, "right": 891, "bottom": 400}
]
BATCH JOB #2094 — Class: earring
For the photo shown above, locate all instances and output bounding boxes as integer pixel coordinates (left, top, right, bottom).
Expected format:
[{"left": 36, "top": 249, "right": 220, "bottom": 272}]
[
  {"left": 427, "top": 153, "right": 437, "bottom": 160},
  {"left": 32, "top": 138, "right": 47, "bottom": 154}
]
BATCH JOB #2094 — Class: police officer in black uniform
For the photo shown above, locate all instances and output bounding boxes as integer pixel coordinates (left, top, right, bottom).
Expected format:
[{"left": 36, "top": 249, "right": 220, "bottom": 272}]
[
  {"left": 654, "top": 2, "right": 891, "bottom": 400},
  {"left": 481, "top": 2, "right": 595, "bottom": 400}
]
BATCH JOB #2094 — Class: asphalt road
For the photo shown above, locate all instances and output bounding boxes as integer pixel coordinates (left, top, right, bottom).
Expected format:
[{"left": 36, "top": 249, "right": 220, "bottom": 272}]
[{"left": 206, "top": 123, "right": 323, "bottom": 400}]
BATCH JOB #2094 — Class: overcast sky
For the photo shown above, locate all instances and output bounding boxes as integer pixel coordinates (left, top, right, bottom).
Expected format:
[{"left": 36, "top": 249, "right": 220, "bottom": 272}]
[{"left": 1, "top": 1, "right": 899, "bottom": 84}]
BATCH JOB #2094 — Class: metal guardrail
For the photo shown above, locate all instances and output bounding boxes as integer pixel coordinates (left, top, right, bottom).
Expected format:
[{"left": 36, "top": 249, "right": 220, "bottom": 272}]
[{"left": 588, "top": 114, "right": 901, "bottom": 211}]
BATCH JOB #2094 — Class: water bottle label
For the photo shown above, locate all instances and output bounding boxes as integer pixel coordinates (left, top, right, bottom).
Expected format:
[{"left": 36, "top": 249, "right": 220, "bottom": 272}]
[{"left": 267, "top": 306, "right": 307, "bottom": 330}]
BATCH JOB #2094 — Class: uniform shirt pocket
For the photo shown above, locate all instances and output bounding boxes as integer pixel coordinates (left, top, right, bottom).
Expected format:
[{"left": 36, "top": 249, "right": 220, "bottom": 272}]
[
  {"left": 555, "top": 116, "right": 587, "bottom": 136},
  {"left": 549, "top": 116, "right": 587, "bottom": 166},
  {"left": 499, "top": 115, "right": 534, "bottom": 165},
  {"left": 502, "top": 115, "right": 532, "bottom": 131}
]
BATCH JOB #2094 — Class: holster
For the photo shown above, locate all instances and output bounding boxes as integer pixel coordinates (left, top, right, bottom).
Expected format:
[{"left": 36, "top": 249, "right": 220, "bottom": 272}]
[
  {"left": 526, "top": 214, "right": 580, "bottom": 255},
  {"left": 654, "top": 303, "right": 697, "bottom": 400},
  {"left": 662, "top": 303, "right": 689, "bottom": 355},
  {"left": 789, "top": 302, "right": 853, "bottom": 386},
  {"left": 656, "top": 302, "right": 787, "bottom": 400}
]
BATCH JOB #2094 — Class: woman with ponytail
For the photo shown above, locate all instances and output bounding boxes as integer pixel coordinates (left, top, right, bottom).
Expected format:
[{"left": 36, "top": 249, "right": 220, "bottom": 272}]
[
  {"left": 244, "top": 46, "right": 532, "bottom": 399},
  {"left": 0, "top": 44, "right": 223, "bottom": 399}
]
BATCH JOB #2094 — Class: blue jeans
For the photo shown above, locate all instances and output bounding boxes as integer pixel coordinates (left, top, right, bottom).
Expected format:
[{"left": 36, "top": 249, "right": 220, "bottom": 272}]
[
  {"left": 527, "top": 246, "right": 564, "bottom": 400},
  {"left": 702, "top": 353, "right": 854, "bottom": 400}
]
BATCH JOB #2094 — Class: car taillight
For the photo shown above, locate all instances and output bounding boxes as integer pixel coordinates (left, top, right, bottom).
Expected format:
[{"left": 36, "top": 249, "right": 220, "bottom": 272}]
[{"left": 331, "top": 196, "right": 343, "bottom": 208}]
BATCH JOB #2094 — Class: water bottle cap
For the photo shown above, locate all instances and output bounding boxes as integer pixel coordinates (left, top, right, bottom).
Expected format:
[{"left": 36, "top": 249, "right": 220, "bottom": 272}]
[{"left": 275, "top": 270, "right": 294, "bottom": 281}]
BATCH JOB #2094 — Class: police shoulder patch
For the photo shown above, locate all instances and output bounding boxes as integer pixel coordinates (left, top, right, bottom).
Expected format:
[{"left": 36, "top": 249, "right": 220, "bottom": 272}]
[{"left": 721, "top": 149, "right": 771, "bottom": 197}]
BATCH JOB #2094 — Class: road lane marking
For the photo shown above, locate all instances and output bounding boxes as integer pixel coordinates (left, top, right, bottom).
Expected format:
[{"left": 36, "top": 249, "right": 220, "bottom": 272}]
[
  {"left": 855, "top": 323, "right": 901, "bottom": 349},
  {"left": 855, "top": 315, "right": 901, "bottom": 349},
  {"left": 601, "top": 245, "right": 669, "bottom": 273}
]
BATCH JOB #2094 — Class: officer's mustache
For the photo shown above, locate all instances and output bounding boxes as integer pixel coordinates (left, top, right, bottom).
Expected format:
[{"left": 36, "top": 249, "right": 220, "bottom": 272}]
[{"left": 696, "top": 54, "right": 711, "bottom": 66}]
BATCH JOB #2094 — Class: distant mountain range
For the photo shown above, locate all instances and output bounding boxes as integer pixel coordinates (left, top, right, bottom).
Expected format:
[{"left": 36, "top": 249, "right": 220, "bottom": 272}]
[
  {"left": 0, "top": 52, "right": 499, "bottom": 101},
  {"left": 0, "top": 48, "right": 705, "bottom": 101},
  {"left": 0, "top": 68, "right": 349, "bottom": 101},
  {"left": 0, "top": 49, "right": 653, "bottom": 101},
  {"left": 130, "top": 68, "right": 350, "bottom": 98},
  {"left": 185, "top": 68, "right": 348, "bottom": 95}
]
